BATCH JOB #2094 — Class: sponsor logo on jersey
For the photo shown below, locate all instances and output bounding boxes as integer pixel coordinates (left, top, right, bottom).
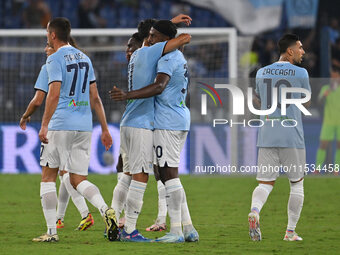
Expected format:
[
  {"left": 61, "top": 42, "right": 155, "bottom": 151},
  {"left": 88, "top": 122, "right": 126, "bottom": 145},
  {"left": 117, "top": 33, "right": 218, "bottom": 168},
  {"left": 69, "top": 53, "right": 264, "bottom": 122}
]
[{"left": 68, "top": 99, "right": 89, "bottom": 107}]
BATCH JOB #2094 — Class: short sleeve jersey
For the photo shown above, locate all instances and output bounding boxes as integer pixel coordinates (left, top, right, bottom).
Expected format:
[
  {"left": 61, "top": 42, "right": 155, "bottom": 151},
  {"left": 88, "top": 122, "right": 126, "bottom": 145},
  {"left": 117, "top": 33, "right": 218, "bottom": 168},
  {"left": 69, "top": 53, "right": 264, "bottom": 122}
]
[
  {"left": 120, "top": 41, "right": 167, "bottom": 130},
  {"left": 46, "top": 45, "right": 96, "bottom": 131},
  {"left": 256, "top": 62, "right": 311, "bottom": 148},
  {"left": 34, "top": 64, "right": 49, "bottom": 93},
  {"left": 155, "top": 50, "right": 190, "bottom": 131}
]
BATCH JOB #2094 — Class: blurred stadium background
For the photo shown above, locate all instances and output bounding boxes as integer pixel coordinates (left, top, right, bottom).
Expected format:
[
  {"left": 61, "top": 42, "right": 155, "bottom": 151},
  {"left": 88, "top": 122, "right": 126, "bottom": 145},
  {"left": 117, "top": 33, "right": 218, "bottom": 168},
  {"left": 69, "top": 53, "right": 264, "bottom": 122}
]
[{"left": 0, "top": 0, "right": 339, "bottom": 175}]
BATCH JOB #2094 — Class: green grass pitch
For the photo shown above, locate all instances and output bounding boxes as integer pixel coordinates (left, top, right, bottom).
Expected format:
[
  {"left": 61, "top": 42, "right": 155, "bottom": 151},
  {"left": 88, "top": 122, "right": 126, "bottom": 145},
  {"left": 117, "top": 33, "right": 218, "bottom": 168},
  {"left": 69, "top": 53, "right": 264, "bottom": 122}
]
[{"left": 0, "top": 174, "right": 340, "bottom": 255}]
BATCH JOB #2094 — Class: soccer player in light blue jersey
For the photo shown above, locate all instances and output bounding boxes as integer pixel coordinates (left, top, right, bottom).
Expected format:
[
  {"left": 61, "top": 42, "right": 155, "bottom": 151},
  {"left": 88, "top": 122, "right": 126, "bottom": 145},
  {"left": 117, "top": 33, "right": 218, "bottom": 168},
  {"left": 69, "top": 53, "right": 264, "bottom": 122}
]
[
  {"left": 109, "top": 17, "right": 191, "bottom": 242},
  {"left": 248, "top": 34, "right": 311, "bottom": 242},
  {"left": 111, "top": 19, "right": 198, "bottom": 243},
  {"left": 20, "top": 42, "right": 95, "bottom": 232},
  {"left": 33, "top": 18, "right": 118, "bottom": 242}
]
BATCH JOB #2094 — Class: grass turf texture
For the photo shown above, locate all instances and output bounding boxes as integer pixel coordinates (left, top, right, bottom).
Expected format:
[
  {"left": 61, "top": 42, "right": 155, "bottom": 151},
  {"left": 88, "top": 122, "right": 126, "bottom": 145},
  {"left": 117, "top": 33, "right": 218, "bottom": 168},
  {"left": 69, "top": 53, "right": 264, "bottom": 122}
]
[{"left": 0, "top": 175, "right": 339, "bottom": 255}]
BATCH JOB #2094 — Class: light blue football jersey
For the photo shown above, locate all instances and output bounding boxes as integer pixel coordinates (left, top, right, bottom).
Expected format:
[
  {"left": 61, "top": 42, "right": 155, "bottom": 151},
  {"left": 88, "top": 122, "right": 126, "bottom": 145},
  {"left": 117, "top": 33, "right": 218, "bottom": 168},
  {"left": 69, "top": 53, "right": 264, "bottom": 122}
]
[
  {"left": 255, "top": 61, "right": 311, "bottom": 148},
  {"left": 46, "top": 45, "right": 96, "bottom": 132},
  {"left": 120, "top": 41, "right": 167, "bottom": 130},
  {"left": 154, "top": 50, "right": 190, "bottom": 131},
  {"left": 34, "top": 64, "right": 49, "bottom": 93}
]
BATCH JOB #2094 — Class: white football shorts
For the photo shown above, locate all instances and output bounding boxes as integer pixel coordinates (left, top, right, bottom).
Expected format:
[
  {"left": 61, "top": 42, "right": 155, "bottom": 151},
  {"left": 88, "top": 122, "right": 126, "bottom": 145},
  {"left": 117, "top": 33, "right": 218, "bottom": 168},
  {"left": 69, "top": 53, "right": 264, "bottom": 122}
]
[
  {"left": 119, "top": 126, "right": 153, "bottom": 174},
  {"left": 153, "top": 129, "right": 188, "bottom": 168},
  {"left": 256, "top": 147, "right": 306, "bottom": 182},
  {"left": 40, "top": 130, "right": 91, "bottom": 176}
]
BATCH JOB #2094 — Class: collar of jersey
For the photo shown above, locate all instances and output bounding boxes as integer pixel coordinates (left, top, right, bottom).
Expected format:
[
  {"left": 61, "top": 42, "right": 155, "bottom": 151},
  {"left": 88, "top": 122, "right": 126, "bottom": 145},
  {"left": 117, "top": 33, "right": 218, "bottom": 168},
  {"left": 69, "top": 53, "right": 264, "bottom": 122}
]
[{"left": 57, "top": 43, "right": 72, "bottom": 51}]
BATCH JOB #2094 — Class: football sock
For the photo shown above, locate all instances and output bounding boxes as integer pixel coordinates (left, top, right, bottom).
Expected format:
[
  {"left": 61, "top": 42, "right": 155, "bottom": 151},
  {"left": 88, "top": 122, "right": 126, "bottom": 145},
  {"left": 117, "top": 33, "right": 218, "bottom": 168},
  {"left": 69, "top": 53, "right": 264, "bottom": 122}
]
[
  {"left": 124, "top": 180, "right": 147, "bottom": 234},
  {"left": 111, "top": 174, "right": 131, "bottom": 220},
  {"left": 165, "top": 178, "right": 183, "bottom": 236},
  {"left": 40, "top": 182, "right": 57, "bottom": 235},
  {"left": 287, "top": 180, "right": 304, "bottom": 231},
  {"left": 63, "top": 173, "right": 89, "bottom": 218},
  {"left": 56, "top": 175, "right": 70, "bottom": 220},
  {"left": 251, "top": 183, "right": 273, "bottom": 214},
  {"left": 181, "top": 188, "right": 194, "bottom": 233},
  {"left": 316, "top": 149, "right": 326, "bottom": 168},
  {"left": 76, "top": 180, "right": 108, "bottom": 217},
  {"left": 156, "top": 180, "right": 167, "bottom": 224}
]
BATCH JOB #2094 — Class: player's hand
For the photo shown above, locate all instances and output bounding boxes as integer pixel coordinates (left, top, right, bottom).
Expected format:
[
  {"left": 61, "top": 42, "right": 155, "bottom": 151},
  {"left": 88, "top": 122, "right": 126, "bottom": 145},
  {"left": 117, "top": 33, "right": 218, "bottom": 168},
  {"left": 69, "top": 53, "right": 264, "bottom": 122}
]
[
  {"left": 19, "top": 116, "right": 30, "bottom": 130},
  {"left": 171, "top": 14, "right": 192, "bottom": 26},
  {"left": 101, "top": 129, "right": 112, "bottom": 151},
  {"left": 109, "top": 86, "right": 128, "bottom": 101},
  {"left": 177, "top": 33, "right": 191, "bottom": 45},
  {"left": 39, "top": 125, "right": 49, "bottom": 144}
]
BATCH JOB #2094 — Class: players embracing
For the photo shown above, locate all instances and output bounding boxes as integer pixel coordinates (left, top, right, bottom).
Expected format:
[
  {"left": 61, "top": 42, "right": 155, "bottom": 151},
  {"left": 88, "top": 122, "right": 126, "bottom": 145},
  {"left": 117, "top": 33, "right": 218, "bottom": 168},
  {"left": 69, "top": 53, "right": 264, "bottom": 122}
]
[{"left": 110, "top": 16, "right": 198, "bottom": 242}]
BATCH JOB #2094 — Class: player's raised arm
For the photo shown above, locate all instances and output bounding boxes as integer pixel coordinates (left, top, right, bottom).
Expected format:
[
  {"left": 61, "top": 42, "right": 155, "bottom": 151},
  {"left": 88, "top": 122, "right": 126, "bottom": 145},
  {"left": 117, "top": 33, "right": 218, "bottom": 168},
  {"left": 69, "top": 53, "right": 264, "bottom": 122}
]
[
  {"left": 39, "top": 81, "right": 61, "bottom": 143},
  {"left": 89, "top": 82, "right": 112, "bottom": 151},
  {"left": 170, "top": 14, "right": 192, "bottom": 26}
]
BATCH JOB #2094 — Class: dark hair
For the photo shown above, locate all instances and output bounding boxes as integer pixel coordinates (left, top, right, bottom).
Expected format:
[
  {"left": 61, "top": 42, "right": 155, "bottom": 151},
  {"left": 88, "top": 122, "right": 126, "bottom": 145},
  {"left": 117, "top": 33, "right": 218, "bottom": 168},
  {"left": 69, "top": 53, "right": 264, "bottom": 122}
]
[
  {"left": 48, "top": 17, "right": 71, "bottom": 43},
  {"left": 278, "top": 34, "right": 299, "bottom": 54},
  {"left": 153, "top": 20, "right": 177, "bottom": 39},
  {"left": 131, "top": 32, "right": 143, "bottom": 45},
  {"left": 68, "top": 36, "right": 78, "bottom": 49},
  {"left": 137, "top": 18, "right": 157, "bottom": 40}
]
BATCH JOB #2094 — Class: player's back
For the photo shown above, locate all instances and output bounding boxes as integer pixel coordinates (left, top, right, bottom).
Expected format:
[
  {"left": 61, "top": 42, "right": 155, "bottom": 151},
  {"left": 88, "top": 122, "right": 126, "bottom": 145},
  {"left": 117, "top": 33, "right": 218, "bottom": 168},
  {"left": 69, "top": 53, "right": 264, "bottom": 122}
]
[
  {"left": 256, "top": 61, "right": 311, "bottom": 148},
  {"left": 120, "top": 41, "right": 167, "bottom": 130},
  {"left": 46, "top": 45, "right": 96, "bottom": 132},
  {"left": 154, "top": 50, "right": 190, "bottom": 131}
]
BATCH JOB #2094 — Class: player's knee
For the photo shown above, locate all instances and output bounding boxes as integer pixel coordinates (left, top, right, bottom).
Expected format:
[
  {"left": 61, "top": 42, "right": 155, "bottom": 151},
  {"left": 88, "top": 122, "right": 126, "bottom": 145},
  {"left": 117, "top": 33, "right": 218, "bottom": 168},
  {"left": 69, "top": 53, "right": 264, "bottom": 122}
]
[
  {"left": 290, "top": 179, "right": 304, "bottom": 196},
  {"left": 319, "top": 140, "right": 330, "bottom": 150},
  {"left": 258, "top": 180, "right": 275, "bottom": 186},
  {"left": 69, "top": 175, "right": 86, "bottom": 189},
  {"left": 69, "top": 178, "right": 78, "bottom": 189}
]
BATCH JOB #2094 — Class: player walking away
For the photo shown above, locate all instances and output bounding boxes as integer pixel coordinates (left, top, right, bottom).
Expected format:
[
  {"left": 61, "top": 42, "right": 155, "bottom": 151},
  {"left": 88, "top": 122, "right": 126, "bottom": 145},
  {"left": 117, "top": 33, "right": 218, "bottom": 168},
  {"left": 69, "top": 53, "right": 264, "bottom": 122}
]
[
  {"left": 315, "top": 67, "right": 340, "bottom": 170},
  {"left": 32, "top": 17, "right": 118, "bottom": 242},
  {"left": 248, "top": 34, "right": 311, "bottom": 242},
  {"left": 111, "top": 20, "right": 198, "bottom": 243},
  {"left": 20, "top": 42, "right": 94, "bottom": 232},
  {"left": 109, "top": 17, "right": 191, "bottom": 242}
]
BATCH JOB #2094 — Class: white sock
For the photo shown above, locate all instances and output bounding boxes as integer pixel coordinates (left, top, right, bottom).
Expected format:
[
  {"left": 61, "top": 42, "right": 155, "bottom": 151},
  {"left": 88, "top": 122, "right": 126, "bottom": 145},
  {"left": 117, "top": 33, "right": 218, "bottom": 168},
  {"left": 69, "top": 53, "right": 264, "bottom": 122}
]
[
  {"left": 76, "top": 180, "right": 108, "bottom": 216},
  {"left": 40, "top": 182, "right": 57, "bottom": 235},
  {"left": 63, "top": 173, "right": 89, "bottom": 218},
  {"left": 287, "top": 180, "right": 304, "bottom": 232},
  {"left": 111, "top": 174, "right": 131, "bottom": 220},
  {"left": 251, "top": 184, "right": 273, "bottom": 214},
  {"left": 56, "top": 176, "right": 70, "bottom": 220},
  {"left": 165, "top": 178, "right": 183, "bottom": 236},
  {"left": 124, "top": 180, "right": 147, "bottom": 234},
  {"left": 156, "top": 180, "right": 167, "bottom": 224},
  {"left": 181, "top": 189, "right": 194, "bottom": 233}
]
